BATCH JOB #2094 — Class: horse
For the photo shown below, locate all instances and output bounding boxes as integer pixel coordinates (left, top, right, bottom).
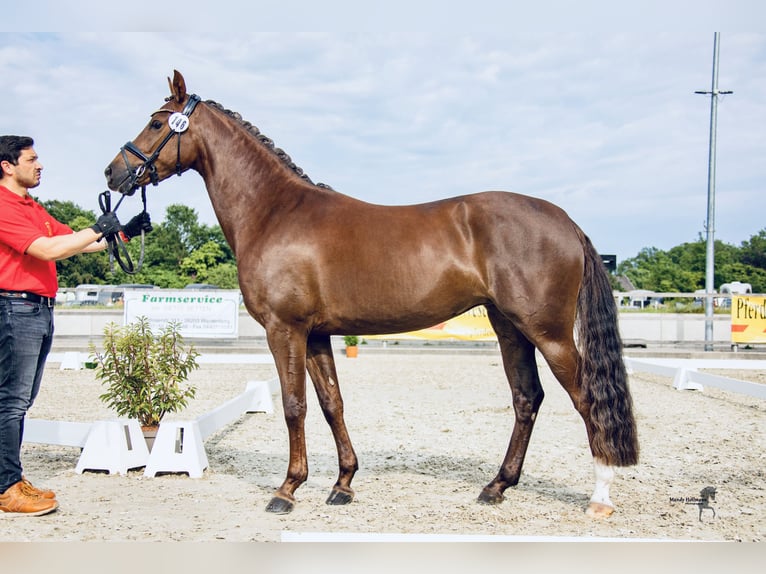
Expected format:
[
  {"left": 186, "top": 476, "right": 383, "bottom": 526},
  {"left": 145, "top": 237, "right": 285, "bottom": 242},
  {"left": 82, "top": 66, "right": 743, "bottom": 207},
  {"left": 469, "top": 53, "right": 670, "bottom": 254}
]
[{"left": 105, "top": 70, "right": 639, "bottom": 517}]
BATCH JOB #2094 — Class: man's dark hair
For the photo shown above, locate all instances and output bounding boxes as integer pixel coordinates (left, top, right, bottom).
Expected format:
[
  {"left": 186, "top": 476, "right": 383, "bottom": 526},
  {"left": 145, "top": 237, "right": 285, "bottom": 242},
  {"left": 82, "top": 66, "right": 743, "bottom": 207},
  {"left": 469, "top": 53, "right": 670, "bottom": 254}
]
[{"left": 0, "top": 135, "right": 35, "bottom": 166}]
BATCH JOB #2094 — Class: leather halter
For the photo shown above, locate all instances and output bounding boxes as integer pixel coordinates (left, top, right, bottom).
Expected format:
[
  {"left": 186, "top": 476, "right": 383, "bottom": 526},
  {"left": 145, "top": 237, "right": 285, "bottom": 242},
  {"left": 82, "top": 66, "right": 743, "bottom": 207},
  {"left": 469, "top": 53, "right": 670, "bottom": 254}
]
[
  {"left": 118, "top": 94, "right": 201, "bottom": 192},
  {"left": 101, "top": 95, "right": 200, "bottom": 274}
]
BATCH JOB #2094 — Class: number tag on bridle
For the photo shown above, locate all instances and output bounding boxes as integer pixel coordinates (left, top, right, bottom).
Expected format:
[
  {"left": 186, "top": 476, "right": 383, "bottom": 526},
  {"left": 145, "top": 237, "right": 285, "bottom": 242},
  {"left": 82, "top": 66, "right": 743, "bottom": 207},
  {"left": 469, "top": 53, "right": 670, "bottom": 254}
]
[{"left": 168, "top": 112, "right": 190, "bottom": 133}]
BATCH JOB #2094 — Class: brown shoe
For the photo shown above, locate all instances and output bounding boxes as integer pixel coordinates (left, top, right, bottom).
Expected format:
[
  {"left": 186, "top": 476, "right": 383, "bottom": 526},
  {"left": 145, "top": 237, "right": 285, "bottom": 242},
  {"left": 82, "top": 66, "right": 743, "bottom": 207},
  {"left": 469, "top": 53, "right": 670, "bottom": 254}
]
[
  {"left": 21, "top": 476, "right": 56, "bottom": 499},
  {"left": 0, "top": 481, "right": 58, "bottom": 516}
]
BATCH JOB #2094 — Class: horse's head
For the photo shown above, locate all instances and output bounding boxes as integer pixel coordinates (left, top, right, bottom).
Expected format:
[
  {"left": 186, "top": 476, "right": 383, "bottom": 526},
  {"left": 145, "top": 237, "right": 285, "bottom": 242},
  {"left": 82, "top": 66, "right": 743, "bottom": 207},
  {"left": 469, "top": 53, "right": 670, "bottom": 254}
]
[{"left": 105, "top": 70, "right": 201, "bottom": 195}]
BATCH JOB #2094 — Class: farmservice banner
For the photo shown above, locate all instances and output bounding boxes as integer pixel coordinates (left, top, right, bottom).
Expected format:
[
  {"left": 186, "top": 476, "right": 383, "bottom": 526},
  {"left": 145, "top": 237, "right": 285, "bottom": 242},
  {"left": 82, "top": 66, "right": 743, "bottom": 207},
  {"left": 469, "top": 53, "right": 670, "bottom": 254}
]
[{"left": 123, "top": 289, "right": 240, "bottom": 339}]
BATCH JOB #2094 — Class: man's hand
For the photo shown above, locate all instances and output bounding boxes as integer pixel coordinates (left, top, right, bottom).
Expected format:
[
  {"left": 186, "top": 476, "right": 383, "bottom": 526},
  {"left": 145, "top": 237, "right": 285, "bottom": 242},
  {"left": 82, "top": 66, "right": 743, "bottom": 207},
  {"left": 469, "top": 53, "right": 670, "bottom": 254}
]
[
  {"left": 122, "top": 212, "right": 153, "bottom": 240},
  {"left": 90, "top": 211, "right": 122, "bottom": 237}
]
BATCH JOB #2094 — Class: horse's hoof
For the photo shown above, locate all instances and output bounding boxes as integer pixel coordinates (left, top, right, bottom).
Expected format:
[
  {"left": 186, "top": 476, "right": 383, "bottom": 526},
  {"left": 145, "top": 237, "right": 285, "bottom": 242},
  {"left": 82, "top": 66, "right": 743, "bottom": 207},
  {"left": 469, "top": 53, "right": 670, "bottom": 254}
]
[
  {"left": 585, "top": 502, "right": 614, "bottom": 518},
  {"left": 477, "top": 489, "right": 504, "bottom": 505},
  {"left": 266, "top": 496, "right": 295, "bottom": 514},
  {"left": 326, "top": 488, "right": 354, "bottom": 506}
]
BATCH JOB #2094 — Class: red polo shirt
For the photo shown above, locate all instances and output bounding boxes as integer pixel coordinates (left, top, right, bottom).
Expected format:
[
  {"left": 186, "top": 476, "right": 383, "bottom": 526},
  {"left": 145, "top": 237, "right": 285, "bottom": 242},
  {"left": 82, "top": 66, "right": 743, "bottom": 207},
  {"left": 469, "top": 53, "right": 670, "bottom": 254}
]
[{"left": 0, "top": 185, "right": 73, "bottom": 297}]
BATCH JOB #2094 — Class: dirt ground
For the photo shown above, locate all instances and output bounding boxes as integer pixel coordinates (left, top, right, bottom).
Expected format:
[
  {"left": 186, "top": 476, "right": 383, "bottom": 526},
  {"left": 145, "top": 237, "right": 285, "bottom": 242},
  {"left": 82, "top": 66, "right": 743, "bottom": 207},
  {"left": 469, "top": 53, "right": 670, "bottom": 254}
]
[{"left": 2, "top": 350, "right": 764, "bottom": 542}]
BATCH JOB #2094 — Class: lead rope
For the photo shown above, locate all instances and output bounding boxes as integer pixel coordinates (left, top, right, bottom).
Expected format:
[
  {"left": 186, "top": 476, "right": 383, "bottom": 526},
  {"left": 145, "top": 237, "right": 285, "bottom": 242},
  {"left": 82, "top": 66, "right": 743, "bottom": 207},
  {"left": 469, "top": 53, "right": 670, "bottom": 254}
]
[
  {"left": 133, "top": 186, "right": 148, "bottom": 272},
  {"left": 98, "top": 187, "right": 149, "bottom": 275}
]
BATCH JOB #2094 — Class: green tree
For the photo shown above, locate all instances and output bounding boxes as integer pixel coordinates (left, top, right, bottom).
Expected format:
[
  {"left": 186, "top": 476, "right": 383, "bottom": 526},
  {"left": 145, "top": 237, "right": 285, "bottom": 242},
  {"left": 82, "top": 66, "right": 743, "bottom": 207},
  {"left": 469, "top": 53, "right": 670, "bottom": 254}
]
[
  {"left": 617, "top": 247, "right": 683, "bottom": 291},
  {"left": 717, "top": 262, "right": 766, "bottom": 293},
  {"left": 180, "top": 241, "right": 226, "bottom": 282},
  {"left": 104, "top": 204, "right": 236, "bottom": 287},
  {"left": 205, "top": 263, "right": 239, "bottom": 289},
  {"left": 618, "top": 229, "right": 766, "bottom": 294},
  {"left": 740, "top": 230, "right": 766, "bottom": 270},
  {"left": 39, "top": 199, "right": 97, "bottom": 226},
  {"left": 178, "top": 240, "right": 239, "bottom": 288},
  {"left": 164, "top": 204, "right": 226, "bottom": 253}
]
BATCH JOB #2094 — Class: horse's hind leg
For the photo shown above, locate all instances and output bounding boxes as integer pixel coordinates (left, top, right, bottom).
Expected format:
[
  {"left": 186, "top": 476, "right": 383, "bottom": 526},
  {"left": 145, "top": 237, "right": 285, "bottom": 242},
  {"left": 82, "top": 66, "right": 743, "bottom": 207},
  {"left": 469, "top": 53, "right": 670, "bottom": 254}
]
[
  {"left": 534, "top": 331, "right": 616, "bottom": 518},
  {"left": 479, "top": 308, "right": 544, "bottom": 504},
  {"left": 306, "top": 333, "right": 359, "bottom": 506}
]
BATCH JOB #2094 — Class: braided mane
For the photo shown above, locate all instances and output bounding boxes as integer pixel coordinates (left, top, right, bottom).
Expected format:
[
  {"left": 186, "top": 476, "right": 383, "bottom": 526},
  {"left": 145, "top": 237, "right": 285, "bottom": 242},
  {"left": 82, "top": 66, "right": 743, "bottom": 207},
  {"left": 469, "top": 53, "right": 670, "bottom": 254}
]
[{"left": 204, "top": 100, "right": 333, "bottom": 190}]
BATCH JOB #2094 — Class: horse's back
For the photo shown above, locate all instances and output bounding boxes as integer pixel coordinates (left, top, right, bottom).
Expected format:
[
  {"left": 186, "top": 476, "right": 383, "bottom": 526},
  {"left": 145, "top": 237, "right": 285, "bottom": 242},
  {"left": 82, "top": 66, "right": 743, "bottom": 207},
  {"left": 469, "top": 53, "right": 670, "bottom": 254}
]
[{"left": 316, "top": 189, "right": 582, "bottom": 254}]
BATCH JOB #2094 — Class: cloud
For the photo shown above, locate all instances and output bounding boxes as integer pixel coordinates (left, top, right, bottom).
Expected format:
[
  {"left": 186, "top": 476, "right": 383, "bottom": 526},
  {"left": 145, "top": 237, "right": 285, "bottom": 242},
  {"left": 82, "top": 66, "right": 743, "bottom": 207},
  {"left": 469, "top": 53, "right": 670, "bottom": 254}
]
[{"left": 1, "top": 31, "right": 764, "bottom": 262}]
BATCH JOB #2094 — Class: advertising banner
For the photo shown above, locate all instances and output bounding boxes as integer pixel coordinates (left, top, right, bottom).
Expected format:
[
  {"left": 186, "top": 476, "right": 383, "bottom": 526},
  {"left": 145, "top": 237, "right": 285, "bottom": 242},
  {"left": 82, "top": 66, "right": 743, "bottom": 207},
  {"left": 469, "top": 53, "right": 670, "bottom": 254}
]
[
  {"left": 366, "top": 306, "right": 497, "bottom": 342},
  {"left": 730, "top": 295, "right": 766, "bottom": 344},
  {"left": 123, "top": 289, "right": 240, "bottom": 339}
]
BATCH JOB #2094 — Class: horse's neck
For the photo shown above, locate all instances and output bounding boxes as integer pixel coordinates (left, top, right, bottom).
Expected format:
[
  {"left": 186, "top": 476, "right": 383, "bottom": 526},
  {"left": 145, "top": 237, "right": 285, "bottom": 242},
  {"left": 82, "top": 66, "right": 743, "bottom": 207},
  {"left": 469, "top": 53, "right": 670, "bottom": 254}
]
[{"left": 194, "top": 111, "right": 306, "bottom": 255}]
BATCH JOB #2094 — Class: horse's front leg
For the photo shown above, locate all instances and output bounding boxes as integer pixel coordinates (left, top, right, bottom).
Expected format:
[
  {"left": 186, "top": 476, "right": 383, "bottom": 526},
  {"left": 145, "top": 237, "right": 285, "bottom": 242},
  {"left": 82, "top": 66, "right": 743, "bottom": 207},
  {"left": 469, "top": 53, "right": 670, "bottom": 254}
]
[
  {"left": 265, "top": 327, "right": 309, "bottom": 514},
  {"left": 306, "top": 333, "right": 358, "bottom": 506}
]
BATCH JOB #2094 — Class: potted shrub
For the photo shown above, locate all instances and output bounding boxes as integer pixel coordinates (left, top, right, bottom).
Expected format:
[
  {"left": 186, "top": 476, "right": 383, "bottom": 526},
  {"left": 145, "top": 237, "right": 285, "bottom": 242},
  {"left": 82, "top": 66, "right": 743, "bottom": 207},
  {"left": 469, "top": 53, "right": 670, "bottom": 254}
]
[
  {"left": 343, "top": 335, "right": 359, "bottom": 358},
  {"left": 89, "top": 316, "right": 199, "bottom": 449}
]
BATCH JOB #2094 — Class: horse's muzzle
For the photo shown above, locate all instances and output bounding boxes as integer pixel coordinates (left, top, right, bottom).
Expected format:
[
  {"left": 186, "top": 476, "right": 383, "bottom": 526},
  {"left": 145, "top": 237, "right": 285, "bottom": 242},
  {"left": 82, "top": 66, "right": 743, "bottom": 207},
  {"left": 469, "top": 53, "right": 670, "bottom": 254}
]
[{"left": 104, "top": 163, "right": 138, "bottom": 196}]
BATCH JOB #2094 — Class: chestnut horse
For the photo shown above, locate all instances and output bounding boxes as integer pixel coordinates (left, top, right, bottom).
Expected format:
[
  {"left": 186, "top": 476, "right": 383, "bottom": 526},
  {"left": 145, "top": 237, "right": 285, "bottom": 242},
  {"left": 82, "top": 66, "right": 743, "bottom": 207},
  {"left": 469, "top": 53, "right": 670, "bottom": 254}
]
[{"left": 105, "top": 70, "right": 638, "bottom": 517}]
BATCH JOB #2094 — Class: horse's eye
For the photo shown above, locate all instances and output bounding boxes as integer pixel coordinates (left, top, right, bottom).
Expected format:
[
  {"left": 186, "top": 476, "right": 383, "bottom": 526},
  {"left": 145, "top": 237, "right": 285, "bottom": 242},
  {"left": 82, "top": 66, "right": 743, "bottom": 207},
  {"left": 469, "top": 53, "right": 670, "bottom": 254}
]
[{"left": 151, "top": 120, "right": 163, "bottom": 130}]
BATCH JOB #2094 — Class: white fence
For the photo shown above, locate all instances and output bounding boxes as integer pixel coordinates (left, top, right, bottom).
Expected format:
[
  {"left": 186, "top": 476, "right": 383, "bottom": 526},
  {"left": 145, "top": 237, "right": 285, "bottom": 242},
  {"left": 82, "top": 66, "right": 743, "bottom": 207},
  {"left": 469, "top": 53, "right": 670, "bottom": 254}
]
[
  {"left": 52, "top": 309, "right": 735, "bottom": 345},
  {"left": 24, "top": 379, "right": 276, "bottom": 477},
  {"left": 625, "top": 357, "right": 766, "bottom": 399}
]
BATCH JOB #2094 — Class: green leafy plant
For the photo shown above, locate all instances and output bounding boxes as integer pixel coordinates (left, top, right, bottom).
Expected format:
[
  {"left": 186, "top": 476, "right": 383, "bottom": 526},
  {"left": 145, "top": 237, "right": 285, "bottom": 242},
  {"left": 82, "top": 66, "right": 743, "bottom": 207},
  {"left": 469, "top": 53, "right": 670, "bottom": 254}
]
[
  {"left": 343, "top": 335, "right": 359, "bottom": 347},
  {"left": 90, "top": 316, "right": 199, "bottom": 427}
]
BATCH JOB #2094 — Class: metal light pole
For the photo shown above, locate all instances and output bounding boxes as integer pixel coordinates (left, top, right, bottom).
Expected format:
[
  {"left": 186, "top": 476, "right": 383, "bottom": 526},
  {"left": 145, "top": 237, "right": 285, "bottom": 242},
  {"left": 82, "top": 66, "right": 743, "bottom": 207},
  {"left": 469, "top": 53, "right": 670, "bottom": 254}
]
[{"left": 695, "top": 32, "right": 732, "bottom": 351}]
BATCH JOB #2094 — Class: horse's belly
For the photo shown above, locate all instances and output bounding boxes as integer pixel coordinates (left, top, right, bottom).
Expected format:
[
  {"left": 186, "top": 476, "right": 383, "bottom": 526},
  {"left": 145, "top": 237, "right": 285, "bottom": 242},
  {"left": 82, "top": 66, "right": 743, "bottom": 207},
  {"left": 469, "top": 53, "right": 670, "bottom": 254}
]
[{"left": 322, "top": 288, "right": 483, "bottom": 336}]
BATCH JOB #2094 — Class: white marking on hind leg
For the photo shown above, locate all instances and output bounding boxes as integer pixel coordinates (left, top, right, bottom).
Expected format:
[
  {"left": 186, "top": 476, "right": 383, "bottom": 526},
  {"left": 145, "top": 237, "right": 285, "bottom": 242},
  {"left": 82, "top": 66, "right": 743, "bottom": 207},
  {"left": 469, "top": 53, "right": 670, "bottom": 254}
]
[
  {"left": 590, "top": 459, "right": 614, "bottom": 506},
  {"left": 586, "top": 459, "right": 615, "bottom": 518}
]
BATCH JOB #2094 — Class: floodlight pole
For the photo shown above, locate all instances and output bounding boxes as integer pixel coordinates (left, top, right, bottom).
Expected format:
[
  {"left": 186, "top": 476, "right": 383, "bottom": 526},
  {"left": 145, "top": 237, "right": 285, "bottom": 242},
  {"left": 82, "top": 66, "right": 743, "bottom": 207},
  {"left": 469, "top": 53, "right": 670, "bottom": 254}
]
[{"left": 695, "top": 32, "right": 732, "bottom": 352}]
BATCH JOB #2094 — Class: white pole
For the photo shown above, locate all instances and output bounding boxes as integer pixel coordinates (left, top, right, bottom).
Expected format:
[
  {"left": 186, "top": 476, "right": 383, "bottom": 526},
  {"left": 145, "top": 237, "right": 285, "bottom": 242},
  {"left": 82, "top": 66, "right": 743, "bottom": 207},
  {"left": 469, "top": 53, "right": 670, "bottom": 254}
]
[{"left": 696, "top": 33, "right": 732, "bottom": 352}]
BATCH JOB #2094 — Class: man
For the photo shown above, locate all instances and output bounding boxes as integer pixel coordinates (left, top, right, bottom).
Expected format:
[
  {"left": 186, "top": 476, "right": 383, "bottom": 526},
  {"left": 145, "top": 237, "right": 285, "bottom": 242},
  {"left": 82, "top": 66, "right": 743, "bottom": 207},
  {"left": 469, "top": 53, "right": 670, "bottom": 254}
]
[{"left": 0, "top": 135, "right": 150, "bottom": 516}]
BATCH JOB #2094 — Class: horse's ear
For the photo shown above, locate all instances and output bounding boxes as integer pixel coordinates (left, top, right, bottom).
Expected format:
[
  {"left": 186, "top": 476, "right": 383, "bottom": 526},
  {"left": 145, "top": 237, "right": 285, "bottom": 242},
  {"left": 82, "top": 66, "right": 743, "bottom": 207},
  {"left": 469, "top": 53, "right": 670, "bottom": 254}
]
[{"left": 167, "top": 70, "right": 187, "bottom": 103}]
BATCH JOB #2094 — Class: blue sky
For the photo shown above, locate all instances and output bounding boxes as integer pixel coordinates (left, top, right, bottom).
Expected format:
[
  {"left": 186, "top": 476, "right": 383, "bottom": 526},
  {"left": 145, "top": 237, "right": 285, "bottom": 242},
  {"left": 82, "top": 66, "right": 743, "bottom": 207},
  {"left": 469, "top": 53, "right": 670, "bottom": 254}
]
[{"left": 1, "top": 26, "right": 764, "bottom": 263}]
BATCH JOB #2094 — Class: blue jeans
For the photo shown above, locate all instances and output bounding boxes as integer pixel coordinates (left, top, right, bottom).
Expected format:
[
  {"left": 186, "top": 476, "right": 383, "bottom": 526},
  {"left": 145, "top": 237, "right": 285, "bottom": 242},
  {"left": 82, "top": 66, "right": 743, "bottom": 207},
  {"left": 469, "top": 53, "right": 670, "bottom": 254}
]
[{"left": 0, "top": 298, "right": 54, "bottom": 494}]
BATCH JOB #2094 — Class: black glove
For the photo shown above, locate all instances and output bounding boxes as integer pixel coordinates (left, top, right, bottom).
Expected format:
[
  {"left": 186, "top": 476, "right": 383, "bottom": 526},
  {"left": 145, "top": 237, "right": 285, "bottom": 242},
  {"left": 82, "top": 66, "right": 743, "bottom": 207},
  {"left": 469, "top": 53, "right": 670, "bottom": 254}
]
[
  {"left": 91, "top": 211, "right": 122, "bottom": 237},
  {"left": 122, "top": 212, "right": 153, "bottom": 240}
]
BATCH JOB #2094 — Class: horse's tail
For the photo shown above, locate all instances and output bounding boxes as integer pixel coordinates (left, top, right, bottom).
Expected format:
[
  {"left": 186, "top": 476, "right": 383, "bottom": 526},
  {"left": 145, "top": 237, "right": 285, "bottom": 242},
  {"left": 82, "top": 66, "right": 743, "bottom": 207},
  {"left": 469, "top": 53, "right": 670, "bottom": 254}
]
[{"left": 576, "top": 230, "right": 639, "bottom": 466}]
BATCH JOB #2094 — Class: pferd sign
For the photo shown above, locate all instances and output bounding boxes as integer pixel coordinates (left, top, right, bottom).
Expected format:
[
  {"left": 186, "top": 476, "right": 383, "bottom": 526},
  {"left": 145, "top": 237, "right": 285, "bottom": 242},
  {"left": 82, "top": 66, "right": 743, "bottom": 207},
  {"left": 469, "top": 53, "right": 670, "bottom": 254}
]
[{"left": 731, "top": 295, "right": 766, "bottom": 344}]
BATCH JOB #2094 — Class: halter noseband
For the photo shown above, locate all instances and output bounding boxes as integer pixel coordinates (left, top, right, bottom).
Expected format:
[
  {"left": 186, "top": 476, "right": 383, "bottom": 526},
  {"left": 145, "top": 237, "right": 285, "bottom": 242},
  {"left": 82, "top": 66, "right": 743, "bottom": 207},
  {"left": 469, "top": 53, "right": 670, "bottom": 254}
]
[{"left": 118, "top": 93, "right": 201, "bottom": 192}]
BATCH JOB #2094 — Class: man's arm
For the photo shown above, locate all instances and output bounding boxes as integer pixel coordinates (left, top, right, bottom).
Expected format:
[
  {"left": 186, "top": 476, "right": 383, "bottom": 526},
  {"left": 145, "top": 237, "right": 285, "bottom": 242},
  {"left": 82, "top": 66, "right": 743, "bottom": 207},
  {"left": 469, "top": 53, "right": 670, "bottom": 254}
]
[
  {"left": 26, "top": 228, "right": 107, "bottom": 261},
  {"left": 78, "top": 237, "right": 110, "bottom": 255},
  {"left": 26, "top": 210, "right": 123, "bottom": 260}
]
